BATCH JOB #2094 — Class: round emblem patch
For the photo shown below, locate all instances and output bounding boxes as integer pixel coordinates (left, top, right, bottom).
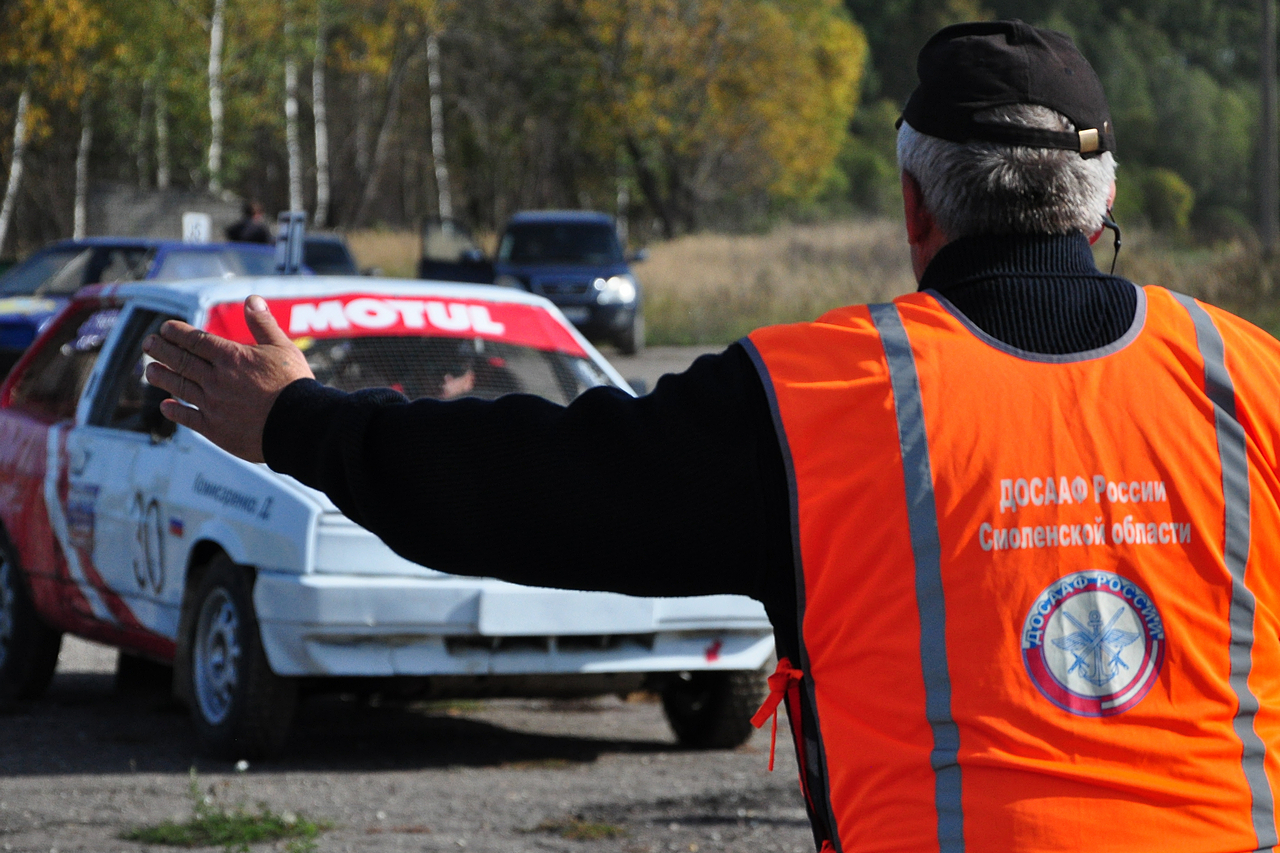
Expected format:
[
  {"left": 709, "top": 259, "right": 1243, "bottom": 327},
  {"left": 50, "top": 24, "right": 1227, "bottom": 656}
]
[{"left": 1021, "top": 570, "right": 1165, "bottom": 717}]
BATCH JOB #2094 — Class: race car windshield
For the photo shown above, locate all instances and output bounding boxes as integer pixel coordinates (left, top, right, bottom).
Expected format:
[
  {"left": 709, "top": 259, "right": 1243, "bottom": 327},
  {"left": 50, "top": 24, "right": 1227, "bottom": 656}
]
[
  {"left": 299, "top": 334, "right": 613, "bottom": 404},
  {"left": 498, "top": 222, "right": 624, "bottom": 265}
]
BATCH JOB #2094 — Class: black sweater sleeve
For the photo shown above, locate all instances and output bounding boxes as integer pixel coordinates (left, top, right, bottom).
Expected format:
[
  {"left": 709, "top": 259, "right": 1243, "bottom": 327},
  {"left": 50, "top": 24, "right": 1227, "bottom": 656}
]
[{"left": 262, "top": 342, "right": 794, "bottom": 608}]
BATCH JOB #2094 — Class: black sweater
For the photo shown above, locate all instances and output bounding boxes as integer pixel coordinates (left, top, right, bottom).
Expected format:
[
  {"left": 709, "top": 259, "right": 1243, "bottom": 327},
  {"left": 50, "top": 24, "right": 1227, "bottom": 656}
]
[{"left": 263, "top": 232, "right": 1137, "bottom": 665}]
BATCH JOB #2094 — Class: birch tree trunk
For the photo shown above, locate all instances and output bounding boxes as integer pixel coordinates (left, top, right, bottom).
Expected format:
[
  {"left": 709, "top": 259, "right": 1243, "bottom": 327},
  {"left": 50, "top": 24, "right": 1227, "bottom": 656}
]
[
  {"left": 353, "top": 49, "right": 417, "bottom": 226},
  {"left": 0, "top": 87, "right": 31, "bottom": 256},
  {"left": 136, "top": 77, "right": 152, "bottom": 188},
  {"left": 355, "top": 70, "right": 372, "bottom": 182},
  {"left": 207, "top": 0, "right": 226, "bottom": 193},
  {"left": 155, "top": 79, "right": 171, "bottom": 189},
  {"left": 284, "top": 4, "right": 303, "bottom": 213},
  {"left": 74, "top": 95, "right": 93, "bottom": 239},
  {"left": 312, "top": 9, "right": 330, "bottom": 228},
  {"left": 426, "top": 33, "right": 452, "bottom": 222}
]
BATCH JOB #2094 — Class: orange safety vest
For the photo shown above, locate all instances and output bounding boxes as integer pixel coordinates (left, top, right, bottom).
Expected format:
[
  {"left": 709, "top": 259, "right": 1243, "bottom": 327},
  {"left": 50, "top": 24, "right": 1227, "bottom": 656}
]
[{"left": 745, "top": 286, "right": 1280, "bottom": 852}]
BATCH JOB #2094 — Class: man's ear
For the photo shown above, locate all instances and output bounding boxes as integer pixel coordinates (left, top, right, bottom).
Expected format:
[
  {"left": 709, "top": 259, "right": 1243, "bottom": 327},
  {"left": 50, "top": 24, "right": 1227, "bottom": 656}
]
[
  {"left": 1089, "top": 181, "right": 1118, "bottom": 245},
  {"left": 902, "top": 171, "right": 933, "bottom": 246}
]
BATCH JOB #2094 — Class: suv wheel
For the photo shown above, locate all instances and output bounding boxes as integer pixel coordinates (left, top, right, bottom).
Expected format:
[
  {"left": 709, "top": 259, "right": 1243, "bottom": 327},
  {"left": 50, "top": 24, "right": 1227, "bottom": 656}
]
[
  {"left": 0, "top": 535, "right": 62, "bottom": 701},
  {"left": 614, "top": 309, "right": 645, "bottom": 355},
  {"left": 660, "top": 666, "right": 768, "bottom": 749},
  {"left": 183, "top": 555, "right": 296, "bottom": 758}
]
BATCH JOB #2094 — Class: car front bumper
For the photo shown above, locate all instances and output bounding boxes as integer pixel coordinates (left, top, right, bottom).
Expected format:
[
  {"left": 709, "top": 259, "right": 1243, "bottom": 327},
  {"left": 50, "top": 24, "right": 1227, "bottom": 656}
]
[
  {"left": 254, "top": 572, "right": 774, "bottom": 678},
  {"left": 553, "top": 301, "right": 637, "bottom": 338}
]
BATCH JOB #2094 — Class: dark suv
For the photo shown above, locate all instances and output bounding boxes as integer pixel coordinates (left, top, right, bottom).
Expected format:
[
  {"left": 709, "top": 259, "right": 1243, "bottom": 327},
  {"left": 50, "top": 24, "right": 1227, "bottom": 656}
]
[{"left": 493, "top": 211, "right": 645, "bottom": 353}]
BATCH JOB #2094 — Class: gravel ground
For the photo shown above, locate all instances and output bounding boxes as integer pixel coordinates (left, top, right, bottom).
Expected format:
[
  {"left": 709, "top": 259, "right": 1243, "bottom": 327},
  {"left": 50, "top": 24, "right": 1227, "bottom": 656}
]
[
  {"left": 0, "top": 638, "right": 809, "bottom": 853},
  {"left": 1, "top": 346, "right": 811, "bottom": 853}
]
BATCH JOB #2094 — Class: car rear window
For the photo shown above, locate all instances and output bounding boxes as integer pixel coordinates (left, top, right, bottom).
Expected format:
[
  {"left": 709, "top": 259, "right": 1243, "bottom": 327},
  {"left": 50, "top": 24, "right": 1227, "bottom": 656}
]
[
  {"left": 498, "top": 222, "right": 624, "bottom": 265},
  {"left": 150, "top": 247, "right": 278, "bottom": 281},
  {"left": 6, "top": 305, "right": 120, "bottom": 420},
  {"left": 0, "top": 247, "right": 87, "bottom": 296}
]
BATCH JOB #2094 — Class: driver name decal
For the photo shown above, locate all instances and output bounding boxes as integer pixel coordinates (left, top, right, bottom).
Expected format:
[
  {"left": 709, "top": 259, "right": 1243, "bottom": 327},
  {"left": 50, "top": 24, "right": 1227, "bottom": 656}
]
[{"left": 193, "top": 474, "right": 262, "bottom": 517}]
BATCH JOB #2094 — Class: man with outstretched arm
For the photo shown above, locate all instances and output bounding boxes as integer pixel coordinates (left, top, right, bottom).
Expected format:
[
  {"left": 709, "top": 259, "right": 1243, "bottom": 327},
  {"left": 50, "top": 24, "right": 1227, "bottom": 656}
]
[{"left": 145, "top": 20, "right": 1280, "bottom": 853}]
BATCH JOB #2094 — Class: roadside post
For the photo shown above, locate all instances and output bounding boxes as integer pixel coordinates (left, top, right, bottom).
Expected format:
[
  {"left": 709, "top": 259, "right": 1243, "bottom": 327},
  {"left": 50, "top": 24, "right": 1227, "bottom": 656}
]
[{"left": 275, "top": 211, "right": 307, "bottom": 273}]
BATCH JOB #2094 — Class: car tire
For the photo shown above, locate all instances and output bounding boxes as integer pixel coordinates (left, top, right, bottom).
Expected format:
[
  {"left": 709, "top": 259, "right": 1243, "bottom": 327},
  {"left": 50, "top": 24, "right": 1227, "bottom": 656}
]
[
  {"left": 182, "top": 554, "right": 296, "bottom": 759},
  {"left": 614, "top": 309, "right": 645, "bottom": 355},
  {"left": 660, "top": 666, "right": 768, "bottom": 749},
  {"left": 0, "top": 534, "right": 62, "bottom": 702}
]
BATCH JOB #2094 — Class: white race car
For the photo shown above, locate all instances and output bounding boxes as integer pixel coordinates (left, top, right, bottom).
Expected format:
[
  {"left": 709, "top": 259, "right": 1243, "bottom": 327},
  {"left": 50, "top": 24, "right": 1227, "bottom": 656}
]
[{"left": 0, "top": 277, "right": 774, "bottom": 756}]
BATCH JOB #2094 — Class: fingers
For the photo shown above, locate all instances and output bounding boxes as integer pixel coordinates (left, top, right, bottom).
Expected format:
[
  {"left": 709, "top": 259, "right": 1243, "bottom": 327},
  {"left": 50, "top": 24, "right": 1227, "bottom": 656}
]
[
  {"left": 244, "top": 295, "right": 294, "bottom": 348},
  {"left": 156, "top": 317, "right": 241, "bottom": 367},
  {"left": 143, "top": 328, "right": 216, "bottom": 389},
  {"left": 158, "top": 397, "right": 205, "bottom": 432},
  {"left": 145, "top": 361, "right": 206, "bottom": 409}
]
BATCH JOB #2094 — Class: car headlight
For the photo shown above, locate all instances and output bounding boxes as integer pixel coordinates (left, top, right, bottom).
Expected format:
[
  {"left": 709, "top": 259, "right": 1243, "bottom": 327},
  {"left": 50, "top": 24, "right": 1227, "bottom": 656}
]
[
  {"left": 494, "top": 274, "right": 524, "bottom": 289},
  {"left": 594, "top": 274, "right": 636, "bottom": 305}
]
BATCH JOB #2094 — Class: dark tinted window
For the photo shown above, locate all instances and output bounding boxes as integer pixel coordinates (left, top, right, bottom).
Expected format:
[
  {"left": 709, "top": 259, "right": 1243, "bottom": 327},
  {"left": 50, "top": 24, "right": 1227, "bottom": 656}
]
[
  {"left": 498, "top": 222, "right": 623, "bottom": 265},
  {"left": 304, "top": 240, "right": 358, "bottom": 275},
  {"left": 89, "top": 309, "right": 175, "bottom": 434}
]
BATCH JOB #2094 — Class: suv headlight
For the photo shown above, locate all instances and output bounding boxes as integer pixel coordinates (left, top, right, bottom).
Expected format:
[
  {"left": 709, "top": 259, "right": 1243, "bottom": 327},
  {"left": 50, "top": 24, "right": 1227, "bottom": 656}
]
[{"left": 594, "top": 274, "right": 636, "bottom": 305}]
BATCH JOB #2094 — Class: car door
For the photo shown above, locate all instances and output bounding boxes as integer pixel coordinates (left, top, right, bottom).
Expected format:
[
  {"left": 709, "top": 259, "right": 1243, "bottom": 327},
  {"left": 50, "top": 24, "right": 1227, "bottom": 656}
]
[
  {"left": 62, "top": 305, "right": 185, "bottom": 643},
  {"left": 4, "top": 301, "right": 122, "bottom": 630}
]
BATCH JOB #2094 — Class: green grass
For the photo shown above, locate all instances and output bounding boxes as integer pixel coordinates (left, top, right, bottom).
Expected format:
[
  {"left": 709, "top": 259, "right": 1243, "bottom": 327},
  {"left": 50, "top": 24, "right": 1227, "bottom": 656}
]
[
  {"left": 120, "top": 769, "right": 329, "bottom": 852},
  {"left": 533, "top": 817, "right": 628, "bottom": 841}
]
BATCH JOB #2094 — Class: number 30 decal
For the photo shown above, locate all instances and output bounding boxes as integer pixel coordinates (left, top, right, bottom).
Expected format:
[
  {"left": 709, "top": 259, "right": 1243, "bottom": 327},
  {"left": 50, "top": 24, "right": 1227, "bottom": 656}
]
[{"left": 131, "top": 492, "right": 165, "bottom": 594}]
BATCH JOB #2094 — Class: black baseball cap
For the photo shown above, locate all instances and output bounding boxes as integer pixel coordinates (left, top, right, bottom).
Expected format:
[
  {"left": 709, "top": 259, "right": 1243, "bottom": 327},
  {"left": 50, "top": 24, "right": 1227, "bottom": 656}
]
[{"left": 899, "top": 20, "right": 1115, "bottom": 157}]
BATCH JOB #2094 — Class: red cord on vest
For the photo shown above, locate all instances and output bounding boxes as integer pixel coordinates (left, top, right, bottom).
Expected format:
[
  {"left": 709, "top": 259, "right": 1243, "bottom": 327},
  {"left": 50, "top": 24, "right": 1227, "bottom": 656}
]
[{"left": 751, "top": 657, "right": 804, "bottom": 771}]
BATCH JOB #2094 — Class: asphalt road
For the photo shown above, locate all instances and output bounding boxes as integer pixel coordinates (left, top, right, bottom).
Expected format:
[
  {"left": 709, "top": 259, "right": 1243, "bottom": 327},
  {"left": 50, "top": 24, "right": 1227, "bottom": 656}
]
[
  {"left": 606, "top": 343, "right": 728, "bottom": 394},
  {"left": 1, "top": 344, "right": 813, "bottom": 853}
]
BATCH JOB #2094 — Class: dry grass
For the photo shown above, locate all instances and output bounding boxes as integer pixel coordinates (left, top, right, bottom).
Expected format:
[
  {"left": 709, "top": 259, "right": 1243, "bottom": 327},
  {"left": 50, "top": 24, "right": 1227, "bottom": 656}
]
[
  {"left": 345, "top": 220, "right": 1280, "bottom": 344},
  {"left": 347, "top": 229, "right": 421, "bottom": 279},
  {"left": 641, "top": 218, "right": 917, "bottom": 344}
]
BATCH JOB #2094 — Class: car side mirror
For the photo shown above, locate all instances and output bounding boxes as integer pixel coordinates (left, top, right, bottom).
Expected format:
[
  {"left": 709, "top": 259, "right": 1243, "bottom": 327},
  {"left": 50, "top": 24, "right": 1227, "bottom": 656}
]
[
  {"left": 140, "top": 383, "right": 176, "bottom": 441},
  {"left": 628, "top": 248, "right": 649, "bottom": 264}
]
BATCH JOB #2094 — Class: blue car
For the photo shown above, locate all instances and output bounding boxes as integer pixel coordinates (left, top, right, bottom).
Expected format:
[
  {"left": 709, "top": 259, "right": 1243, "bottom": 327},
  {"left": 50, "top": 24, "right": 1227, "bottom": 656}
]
[
  {"left": 493, "top": 211, "right": 647, "bottom": 354},
  {"left": 0, "top": 238, "right": 280, "bottom": 376}
]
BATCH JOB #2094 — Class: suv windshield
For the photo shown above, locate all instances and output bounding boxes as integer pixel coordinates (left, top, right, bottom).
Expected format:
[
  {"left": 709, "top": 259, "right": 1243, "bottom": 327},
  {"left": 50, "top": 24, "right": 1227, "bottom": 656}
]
[
  {"left": 498, "top": 222, "right": 623, "bottom": 265},
  {"left": 300, "top": 335, "right": 611, "bottom": 405}
]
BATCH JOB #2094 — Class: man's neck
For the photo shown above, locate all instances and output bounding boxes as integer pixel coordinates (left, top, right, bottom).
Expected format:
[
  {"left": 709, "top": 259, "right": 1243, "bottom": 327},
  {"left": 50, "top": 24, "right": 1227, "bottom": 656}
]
[{"left": 917, "top": 233, "right": 1138, "bottom": 355}]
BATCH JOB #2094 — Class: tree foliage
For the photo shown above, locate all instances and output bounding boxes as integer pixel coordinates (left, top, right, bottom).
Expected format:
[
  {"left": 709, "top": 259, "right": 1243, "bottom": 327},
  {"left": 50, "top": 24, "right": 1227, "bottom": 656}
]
[
  {"left": 0, "top": 0, "right": 862, "bottom": 253},
  {"left": 845, "top": 0, "right": 1269, "bottom": 237}
]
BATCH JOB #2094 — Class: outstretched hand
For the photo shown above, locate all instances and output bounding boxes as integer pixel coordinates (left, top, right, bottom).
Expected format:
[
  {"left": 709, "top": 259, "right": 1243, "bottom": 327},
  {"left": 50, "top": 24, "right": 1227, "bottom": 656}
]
[{"left": 143, "top": 295, "right": 314, "bottom": 463}]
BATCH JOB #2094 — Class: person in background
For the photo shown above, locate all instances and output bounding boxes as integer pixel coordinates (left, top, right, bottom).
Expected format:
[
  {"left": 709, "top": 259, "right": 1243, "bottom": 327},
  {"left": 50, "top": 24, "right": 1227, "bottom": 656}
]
[
  {"left": 225, "top": 200, "right": 272, "bottom": 244},
  {"left": 142, "top": 20, "right": 1280, "bottom": 853}
]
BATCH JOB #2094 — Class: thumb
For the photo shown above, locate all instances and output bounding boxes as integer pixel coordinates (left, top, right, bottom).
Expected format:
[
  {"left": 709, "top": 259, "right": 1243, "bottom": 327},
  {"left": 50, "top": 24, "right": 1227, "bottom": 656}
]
[{"left": 244, "top": 295, "right": 293, "bottom": 348}]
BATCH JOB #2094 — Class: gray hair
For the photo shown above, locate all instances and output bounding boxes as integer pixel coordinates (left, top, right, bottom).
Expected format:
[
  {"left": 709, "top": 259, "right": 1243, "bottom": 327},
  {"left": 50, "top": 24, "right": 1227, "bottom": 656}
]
[{"left": 896, "top": 104, "right": 1116, "bottom": 238}]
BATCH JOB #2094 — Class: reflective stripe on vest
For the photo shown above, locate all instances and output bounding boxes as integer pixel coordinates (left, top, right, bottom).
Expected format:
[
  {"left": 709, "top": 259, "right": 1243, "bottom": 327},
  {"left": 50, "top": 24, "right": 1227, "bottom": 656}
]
[
  {"left": 746, "top": 287, "right": 1280, "bottom": 852},
  {"left": 869, "top": 302, "right": 963, "bottom": 853},
  {"left": 1174, "top": 292, "right": 1277, "bottom": 847}
]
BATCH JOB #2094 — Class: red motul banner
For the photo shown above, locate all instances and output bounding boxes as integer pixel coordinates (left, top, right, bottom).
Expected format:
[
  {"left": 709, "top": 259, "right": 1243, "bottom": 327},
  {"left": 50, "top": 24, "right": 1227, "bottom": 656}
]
[{"left": 206, "top": 294, "right": 587, "bottom": 356}]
